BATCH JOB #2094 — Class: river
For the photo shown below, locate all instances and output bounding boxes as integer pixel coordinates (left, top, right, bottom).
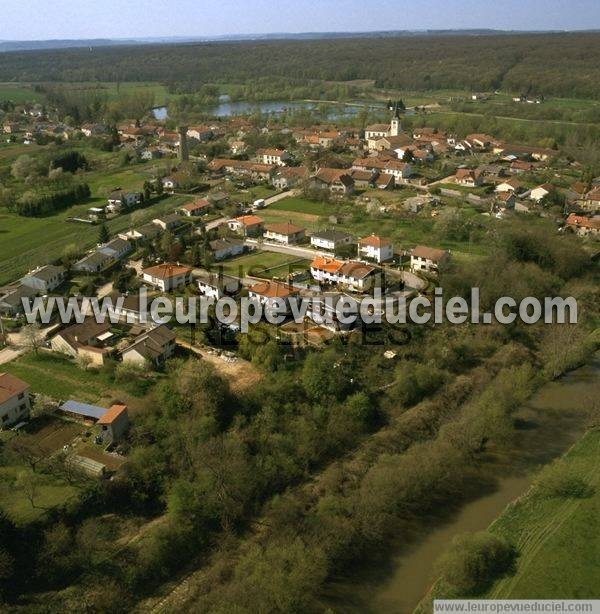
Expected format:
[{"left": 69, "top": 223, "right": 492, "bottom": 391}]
[{"left": 324, "top": 356, "right": 600, "bottom": 614}]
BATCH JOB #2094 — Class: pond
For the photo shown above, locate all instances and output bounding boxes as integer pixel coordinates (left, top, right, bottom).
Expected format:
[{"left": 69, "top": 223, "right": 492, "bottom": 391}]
[{"left": 152, "top": 98, "right": 388, "bottom": 120}]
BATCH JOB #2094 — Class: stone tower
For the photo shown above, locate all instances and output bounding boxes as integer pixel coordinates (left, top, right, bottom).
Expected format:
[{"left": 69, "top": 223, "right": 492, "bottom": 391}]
[
  {"left": 178, "top": 125, "right": 189, "bottom": 162},
  {"left": 390, "top": 101, "right": 401, "bottom": 137}
]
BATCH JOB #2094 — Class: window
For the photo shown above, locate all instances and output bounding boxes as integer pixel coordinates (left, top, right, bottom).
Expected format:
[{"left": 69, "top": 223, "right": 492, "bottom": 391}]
[{"left": 19, "top": 404, "right": 26, "bottom": 413}]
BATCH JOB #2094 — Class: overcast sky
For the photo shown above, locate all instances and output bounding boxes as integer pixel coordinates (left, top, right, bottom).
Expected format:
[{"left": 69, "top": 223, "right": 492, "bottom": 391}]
[{"left": 1, "top": 0, "right": 598, "bottom": 40}]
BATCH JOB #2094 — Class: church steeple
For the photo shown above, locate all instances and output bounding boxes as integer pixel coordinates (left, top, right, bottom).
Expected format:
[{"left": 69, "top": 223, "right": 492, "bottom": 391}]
[{"left": 390, "top": 100, "right": 402, "bottom": 136}]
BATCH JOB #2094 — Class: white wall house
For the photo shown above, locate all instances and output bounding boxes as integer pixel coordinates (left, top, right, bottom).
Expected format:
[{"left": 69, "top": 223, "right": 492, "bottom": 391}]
[
  {"left": 141, "top": 264, "right": 193, "bottom": 292},
  {"left": 410, "top": 246, "right": 450, "bottom": 273},
  {"left": 310, "top": 230, "right": 354, "bottom": 251},
  {"left": 357, "top": 235, "right": 394, "bottom": 263},
  {"left": 0, "top": 373, "right": 31, "bottom": 428},
  {"left": 21, "top": 265, "right": 66, "bottom": 293}
]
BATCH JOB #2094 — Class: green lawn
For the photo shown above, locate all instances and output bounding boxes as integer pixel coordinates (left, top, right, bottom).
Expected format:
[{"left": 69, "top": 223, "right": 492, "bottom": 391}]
[
  {"left": 0, "top": 464, "right": 80, "bottom": 525},
  {"left": 1, "top": 352, "right": 151, "bottom": 404},
  {"left": 482, "top": 428, "right": 600, "bottom": 600},
  {"left": 269, "top": 196, "right": 331, "bottom": 216},
  {"left": 214, "top": 251, "right": 309, "bottom": 279}
]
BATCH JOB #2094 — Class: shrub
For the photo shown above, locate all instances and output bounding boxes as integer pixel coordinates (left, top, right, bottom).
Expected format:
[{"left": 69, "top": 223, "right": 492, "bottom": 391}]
[{"left": 436, "top": 531, "right": 515, "bottom": 595}]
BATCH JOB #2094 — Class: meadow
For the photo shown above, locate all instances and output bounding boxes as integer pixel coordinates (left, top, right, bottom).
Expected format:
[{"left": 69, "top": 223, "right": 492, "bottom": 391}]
[{"left": 483, "top": 429, "right": 600, "bottom": 599}]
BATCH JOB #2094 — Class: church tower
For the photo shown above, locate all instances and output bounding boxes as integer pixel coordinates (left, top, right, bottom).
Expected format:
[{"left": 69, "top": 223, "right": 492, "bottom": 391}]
[{"left": 390, "top": 101, "right": 402, "bottom": 137}]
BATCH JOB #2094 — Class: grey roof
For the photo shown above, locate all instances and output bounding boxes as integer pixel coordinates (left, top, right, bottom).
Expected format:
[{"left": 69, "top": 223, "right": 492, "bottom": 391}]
[
  {"left": 22, "top": 264, "right": 65, "bottom": 283},
  {"left": 210, "top": 237, "right": 244, "bottom": 251},
  {"left": 60, "top": 400, "right": 107, "bottom": 420}
]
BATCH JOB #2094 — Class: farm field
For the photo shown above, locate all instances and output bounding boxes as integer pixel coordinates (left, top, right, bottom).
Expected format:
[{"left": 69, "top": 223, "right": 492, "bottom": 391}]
[
  {"left": 483, "top": 429, "right": 600, "bottom": 600},
  {"left": 0, "top": 193, "right": 189, "bottom": 285}
]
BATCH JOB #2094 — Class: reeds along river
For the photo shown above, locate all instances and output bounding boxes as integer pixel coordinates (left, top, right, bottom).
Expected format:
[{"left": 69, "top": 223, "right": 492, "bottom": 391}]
[{"left": 324, "top": 356, "right": 600, "bottom": 614}]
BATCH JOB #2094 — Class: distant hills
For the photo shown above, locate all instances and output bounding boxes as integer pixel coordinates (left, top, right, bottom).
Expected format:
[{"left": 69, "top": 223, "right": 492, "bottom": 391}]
[{"left": 0, "top": 29, "right": 594, "bottom": 53}]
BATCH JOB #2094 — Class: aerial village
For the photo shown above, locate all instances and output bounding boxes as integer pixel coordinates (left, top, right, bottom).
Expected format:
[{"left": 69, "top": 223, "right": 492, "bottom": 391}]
[{"left": 0, "top": 96, "right": 599, "bottom": 482}]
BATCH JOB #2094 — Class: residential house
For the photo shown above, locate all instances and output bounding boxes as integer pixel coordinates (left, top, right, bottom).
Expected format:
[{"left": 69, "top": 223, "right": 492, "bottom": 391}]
[
  {"left": 349, "top": 169, "right": 376, "bottom": 189},
  {"left": 495, "top": 178, "right": 523, "bottom": 194},
  {"left": 312, "top": 168, "right": 355, "bottom": 195},
  {"left": 565, "top": 214, "right": 600, "bottom": 237},
  {"left": 209, "top": 238, "right": 245, "bottom": 261},
  {"left": 97, "top": 404, "right": 130, "bottom": 444},
  {"left": 227, "top": 215, "right": 264, "bottom": 237},
  {"left": 122, "top": 325, "right": 177, "bottom": 367},
  {"left": 578, "top": 187, "right": 600, "bottom": 214},
  {"left": 337, "top": 261, "right": 378, "bottom": 292},
  {"left": 465, "top": 133, "right": 496, "bottom": 150},
  {"left": 141, "top": 263, "right": 193, "bottom": 292},
  {"left": 107, "top": 291, "right": 152, "bottom": 325},
  {"left": 0, "top": 373, "right": 31, "bottom": 428},
  {"left": 187, "top": 125, "right": 213, "bottom": 141},
  {"left": 180, "top": 198, "right": 211, "bottom": 217},
  {"left": 72, "top": 251, "right": 113, "bottom": 273},
  {"left": 263, "top": 222, "right": 306, "bottom": 245},
  {"left": 256, "top": 148, "right": 290, "bottom": 166},
  {"left": 50, "top": 319, "right": 113, "bottom": 365},
  {"left": 0, "top": 285, "right": 38, "bottom": 316},
  {"left": 496, "top": 191, "right": 517, "bottom": 209},
  {"left": 196, "top": 271, "right": 240, "bottom": 299},
  {"left": 98, "top": 237, "right": 132, "bottom": 261},
  {"left": 358, "top": 235, "right": 394, "bottom": 263},
  {"left": 529, "top": 183, "right": 554, "bottom": 203},
  {"left": 455, "top": 168, "right": 483, "bottom": 187},
  {"left": 119, "top": 223, "right": 162, "bottom": 243},
  {"left": 410, "top": 246, "right": 450, "bottom": 273},
  {"left": 153, "top": 214, "right": 184, "bottom": 232},
  {"left": 310, "top": 230, "right": 354, "bottom": 251},
  {"left": 106, "top": 191, "right": 142, "bottom": 213},
  {"left": 309, "top": 257, "right": 377, "bottom": 291},
  {"left": 21, "top": 265, "right": 65, "bottom": 293},
  {"left": 272, "top": 166, "right": 309, "bottom": 190},
  {"left": 247, "top": 280, "right": 299, "bottom": 312}
]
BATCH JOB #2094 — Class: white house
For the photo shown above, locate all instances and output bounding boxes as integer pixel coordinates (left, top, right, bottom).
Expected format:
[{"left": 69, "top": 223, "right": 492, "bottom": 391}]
[
  {"left": 255, "top": 148, "right": 290, "bottom": 166},
  {"left": 98, "top": 237, "right": 132, "bottom": 261},
  {"left": 263, "top": 222, "right": 306, "bottom": 245},
  {"left": 410, "top": 246, "right": 450, "bottom": 273},
  {"left": 209, "top": 238, "right": 244, "bottom": 261},
  {"left": 310, "top": 230, "right": 354, "bottom": 251},
  {"left": 0, "top": 373, "right": 31, "bottom": 428},
  {"left": 107, "top": 191, "right": 142, "bottom": 213},
  {"left": 227, "top": 215, "right": 264, "bottom": 237},
  {"left": 357, "top": 235, "right": 394, "bottom": 263},
  {"left": 529, "top": 183, "right": 554, "bottom": 202},
  {"left": 247, "top": 280, "right": 298, "bottom": 312},
  {"left": 196, "top": 272, "right": 240, "bottom": 300},
  {"left": 21, "top": 265, "right": 66, "bottom": 293},
  {"left": 495, "top": 179, "right": 523, "bottom": 194},
  {"left": 141, "top": 264, "right": 193, "bottom": 292},
  {"left": 121, "top": 325, "right": 177, "bottom": 368}
]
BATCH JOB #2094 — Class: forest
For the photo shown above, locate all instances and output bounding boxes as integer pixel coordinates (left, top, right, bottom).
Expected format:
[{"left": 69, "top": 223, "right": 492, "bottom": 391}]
[{"left": 1, "top": 33, "right": 600, "bottom": 98}]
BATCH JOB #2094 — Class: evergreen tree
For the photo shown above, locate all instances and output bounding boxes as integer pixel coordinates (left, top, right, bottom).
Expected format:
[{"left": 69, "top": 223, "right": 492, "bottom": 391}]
[{"left": 98, "top": 222, "right": 110, "bottom": 244}]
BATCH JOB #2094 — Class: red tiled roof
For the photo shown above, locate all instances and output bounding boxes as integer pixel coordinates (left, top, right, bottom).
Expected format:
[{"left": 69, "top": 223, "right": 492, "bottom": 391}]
[
  {"left": 0, "top": 373, "right": 28, "bottom": 404},
  {"left": 97, "top": 404, "right": 127, "bottom": 425},
  {"left": 142, "top": 263, "right": 192, "bottom": 280}
]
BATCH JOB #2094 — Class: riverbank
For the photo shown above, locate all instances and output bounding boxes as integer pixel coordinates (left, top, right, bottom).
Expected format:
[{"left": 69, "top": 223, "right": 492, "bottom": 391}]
[{"left": 325, "top": 356, "right": 600, "bottom": 614}]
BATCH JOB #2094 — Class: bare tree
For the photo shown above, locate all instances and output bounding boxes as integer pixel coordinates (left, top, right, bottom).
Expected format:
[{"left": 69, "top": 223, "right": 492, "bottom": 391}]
[{"left": 21, "top": 323, "right": 44, "bottom": 355}]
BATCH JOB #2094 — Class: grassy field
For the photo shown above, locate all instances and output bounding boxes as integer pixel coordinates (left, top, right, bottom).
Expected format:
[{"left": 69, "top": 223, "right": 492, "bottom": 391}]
[
  {"left": 0, "top": 463, "right": 80, "bottom": 524},
  {"left": 269, "top": 196, "right": 331, "bottom": 216},
  {"left": 0, "top": 192, "right": 188, "bottom": 285},
  {"left": 215, "top": 251, "right": 309, "bottom": 279},
  {"left": 482, "top": 429, "right": 600, "bottom": 599},
  {"left": 0, "top": 83, "right": 45, "bottom": 104},
  {"left": 1, "top": 352, "right": 154, "bottom": 407}
]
